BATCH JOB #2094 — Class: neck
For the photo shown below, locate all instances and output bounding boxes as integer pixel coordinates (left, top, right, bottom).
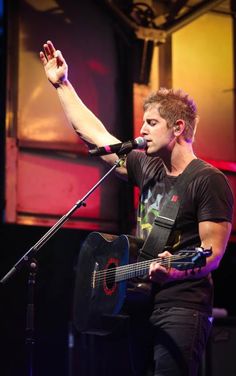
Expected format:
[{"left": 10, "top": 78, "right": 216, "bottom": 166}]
[{"left": 161, "top": 142, "right": 196, "bottom": 176}]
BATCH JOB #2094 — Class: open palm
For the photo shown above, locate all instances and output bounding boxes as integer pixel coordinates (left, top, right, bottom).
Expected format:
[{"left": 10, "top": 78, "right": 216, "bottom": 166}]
[
  {"left": 39, "top": 41, "right": 68, "bottom": 85},
  {"left": 45, "top": 56, "right": 67, "bottom": 84}
]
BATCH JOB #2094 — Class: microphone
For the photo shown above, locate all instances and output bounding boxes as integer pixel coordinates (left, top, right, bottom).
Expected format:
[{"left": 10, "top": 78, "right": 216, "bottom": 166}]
[{"left": 88, "top": 137, "right": 147, "bottom": 156}]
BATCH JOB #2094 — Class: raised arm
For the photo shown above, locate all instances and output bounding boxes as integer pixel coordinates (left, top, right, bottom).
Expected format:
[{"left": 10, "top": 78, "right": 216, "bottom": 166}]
[{"left": 39, "top": 40, "right": 127, "bottom": 176}]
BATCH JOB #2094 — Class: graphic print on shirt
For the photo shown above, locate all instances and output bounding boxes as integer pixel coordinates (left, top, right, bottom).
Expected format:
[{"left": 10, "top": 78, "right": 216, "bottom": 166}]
[
  {"left": 137, "top": 184, "right": 165, "bottom": 239},
  {"left": 137, "top": 180, "right": 181, "bottom": 250}
]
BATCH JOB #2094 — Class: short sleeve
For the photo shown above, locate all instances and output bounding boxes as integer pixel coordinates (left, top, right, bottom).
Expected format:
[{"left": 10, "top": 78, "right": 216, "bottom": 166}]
[
  {"left": 126, "top": 151, "right": 145, "bottom": 188},
  {"left": 196, "top": 172, "right": 234, "bottom": 223},
  {"left": 127, "top": 151, "right": 164, "bottom": 190}
]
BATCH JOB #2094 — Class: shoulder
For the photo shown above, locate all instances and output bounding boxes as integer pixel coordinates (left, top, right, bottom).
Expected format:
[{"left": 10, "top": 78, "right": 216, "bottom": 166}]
[
  {"left": 127, "top": 150, "right": 162, "bottom": 171},
  {"left": 193, "top": 159, "right": 233, "bottom": 193},
  {"left": 186, "top": 160, "right": 234, "bottom": 222},
  {"left": 126, "top": 151, "right": 164, "bottom": 187},
  {"left": 191, "top": 159, "right": 224, "bottom": 176}
]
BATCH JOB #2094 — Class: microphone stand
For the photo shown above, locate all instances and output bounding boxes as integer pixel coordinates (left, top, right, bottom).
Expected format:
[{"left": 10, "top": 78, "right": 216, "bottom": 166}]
[
  {"left": 25, "top": 259, "right": 37, "bottom": 376},
  {"left": 0, "top": 156, "right": 125, "bottom": 376}
]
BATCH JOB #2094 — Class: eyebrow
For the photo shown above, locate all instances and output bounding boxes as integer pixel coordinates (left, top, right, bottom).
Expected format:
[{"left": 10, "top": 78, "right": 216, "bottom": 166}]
[{"left": 145, "top": 118, "right": 159, "bottom": 123}]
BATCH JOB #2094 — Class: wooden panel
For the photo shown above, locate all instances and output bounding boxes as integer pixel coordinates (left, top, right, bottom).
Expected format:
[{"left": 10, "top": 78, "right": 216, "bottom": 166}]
[
  {"left": 172, "top": 12, "right": 235, "bottom": 161},
  {"left": 4, "top": 0, "right": 127, "bottom": 232},
  {"left": 8, "top": 150, "right": 120, "bottom": 232}
]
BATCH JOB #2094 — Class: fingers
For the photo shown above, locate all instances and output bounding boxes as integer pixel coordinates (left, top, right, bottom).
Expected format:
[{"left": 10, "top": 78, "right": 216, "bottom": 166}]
[
  {"left": 39, "top": 40, "right": 57, "bottom": 63},
  {"left": 149, "top": 261, "right": 167, "bottom": 273},
  {"left": 158, "top": 251, "right": 171, "bottom": 257},
  {"left": 46, "top": 40, "right": 56, "bottom": 56},
  {"left": 42, "top": 41, "right": 53, "bottom": 60},
  {"left": 39, "top": 40, "right": 68, "bottom": 84},
  {"left": 39, "top": 40, "right": 65, "bottom": 68},
  {"left": 39, "top": 51, "right": 47, "bottom": 65},
  {"left": 149, "top": 261, "right": 167, "bottom": 279},
  {"left": 149, "top": 257, "right": 172, "bottom": 282},
  {"left": 54, "top": 49, "right": 63, "bottom": 61}
]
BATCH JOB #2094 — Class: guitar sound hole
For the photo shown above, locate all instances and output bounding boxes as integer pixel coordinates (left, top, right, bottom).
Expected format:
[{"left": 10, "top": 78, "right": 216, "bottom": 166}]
[{"left": 105, "top": 263, "right": 116, "bottom": 289}]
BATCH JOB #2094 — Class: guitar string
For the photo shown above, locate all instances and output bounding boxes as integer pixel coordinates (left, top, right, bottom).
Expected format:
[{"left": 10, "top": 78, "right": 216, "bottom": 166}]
[
  {"left": 92, "top": 253, "right": 201, "bottom": 284},
  {"left": 95, "top": 254, "right": 197, "bottom": 279}
]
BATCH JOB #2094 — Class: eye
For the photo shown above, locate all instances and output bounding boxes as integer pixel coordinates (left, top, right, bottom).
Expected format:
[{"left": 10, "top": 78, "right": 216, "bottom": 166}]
[{"left": 147, "top": 119, "right": 158, "bottom": 127}]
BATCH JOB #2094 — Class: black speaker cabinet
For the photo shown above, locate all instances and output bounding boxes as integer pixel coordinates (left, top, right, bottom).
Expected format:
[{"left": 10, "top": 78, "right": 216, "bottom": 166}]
[{"left": 203, "top": 317, "right": 236, "bottom": 376}]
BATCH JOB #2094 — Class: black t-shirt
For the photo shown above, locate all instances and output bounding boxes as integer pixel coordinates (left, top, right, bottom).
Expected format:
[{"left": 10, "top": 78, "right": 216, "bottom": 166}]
[{"left": 127, "top": 151, "right": 234, "bottom": 314}]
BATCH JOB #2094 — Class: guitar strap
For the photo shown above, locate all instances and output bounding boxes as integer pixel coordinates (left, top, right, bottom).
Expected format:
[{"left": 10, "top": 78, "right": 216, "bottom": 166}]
[{"left": 138, "top": 158, "right": 208, "bottom": 260}]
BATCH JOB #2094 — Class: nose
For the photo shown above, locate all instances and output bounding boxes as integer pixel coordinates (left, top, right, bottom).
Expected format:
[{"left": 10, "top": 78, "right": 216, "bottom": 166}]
[{"left": 140, "top": 122, "right": 148, "bottom": 136}]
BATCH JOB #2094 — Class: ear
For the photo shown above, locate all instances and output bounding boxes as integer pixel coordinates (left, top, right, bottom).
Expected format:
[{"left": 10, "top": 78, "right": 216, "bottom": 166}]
[{"left": 173, "top": 119, "right": 185, "bottom": 136}]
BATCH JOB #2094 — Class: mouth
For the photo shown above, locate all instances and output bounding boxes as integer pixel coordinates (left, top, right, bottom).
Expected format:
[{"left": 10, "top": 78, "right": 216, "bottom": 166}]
[{"left": 144, "top": 141, "right": 151, "bottom": 152}]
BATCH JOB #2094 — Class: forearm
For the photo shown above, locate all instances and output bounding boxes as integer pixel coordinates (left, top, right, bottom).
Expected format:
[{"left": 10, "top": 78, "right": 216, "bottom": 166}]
[
  {"left": 149, "top": 242, "right": 226, "bottom": 284},
  {"left": 55, "top": 79, "right": 120, "bottom": 147},
  {"left": 40, "top": 41, "right": 127, "bottom": 174},
  {"left": 153, "top": 262, "right": 210, "bottom": 285},
  {"left": 166, "top": 259, "right": 214, "bottom": 282}
]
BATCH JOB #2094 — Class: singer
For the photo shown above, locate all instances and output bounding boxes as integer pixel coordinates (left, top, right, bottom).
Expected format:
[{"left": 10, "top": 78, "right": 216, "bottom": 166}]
[{"left": 40, "top": 40, "right": 233, "bottom": 376}]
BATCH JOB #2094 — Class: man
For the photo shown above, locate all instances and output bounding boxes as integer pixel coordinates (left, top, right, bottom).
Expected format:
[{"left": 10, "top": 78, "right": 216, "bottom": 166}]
[{"left": 39, "top": 40, "right": 233, "bottom": 375}]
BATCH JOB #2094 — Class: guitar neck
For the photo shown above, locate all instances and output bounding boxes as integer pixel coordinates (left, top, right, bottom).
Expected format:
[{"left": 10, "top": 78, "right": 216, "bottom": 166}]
[
  {"left": 115, "top": 258, "right": 153, "bottom": 282},
  {"left": 114, "top": 254, "right": 193, "bottom": 282},
  {"left": 93, "top": 247, "right": 210, "bottom": 286}
]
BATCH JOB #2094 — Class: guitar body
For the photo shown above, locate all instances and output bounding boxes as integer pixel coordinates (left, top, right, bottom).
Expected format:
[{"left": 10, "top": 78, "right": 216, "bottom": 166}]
[
  {"left": 73, "top": 232, "right": 144, "bottom": 335},
  {"left": 73, "top": 231, "right": 211, "bottom": 335}
]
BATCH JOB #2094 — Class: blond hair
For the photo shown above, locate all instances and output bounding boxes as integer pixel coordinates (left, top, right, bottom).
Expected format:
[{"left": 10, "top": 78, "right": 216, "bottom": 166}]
[{"left": 143, "top": 88, "right": 199, "bottom": 142}]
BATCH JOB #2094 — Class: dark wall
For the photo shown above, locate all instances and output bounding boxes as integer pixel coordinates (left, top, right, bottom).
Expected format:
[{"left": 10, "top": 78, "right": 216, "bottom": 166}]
[
  {"left": 0, "top": 223, "right": 89, "bottom": 376},
  {"left": 212, "top": 241, "right": 236, "bottom": 316}
]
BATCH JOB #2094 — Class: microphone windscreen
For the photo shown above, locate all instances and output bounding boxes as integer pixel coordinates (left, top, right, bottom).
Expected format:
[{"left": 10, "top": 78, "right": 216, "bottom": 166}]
[{"left": 134, "top": 137, "right": 147, "bottom": 149}]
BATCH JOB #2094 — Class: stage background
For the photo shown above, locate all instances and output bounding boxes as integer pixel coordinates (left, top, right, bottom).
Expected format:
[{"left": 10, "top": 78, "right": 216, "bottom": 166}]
[{"left": 1, "top": 1, "right": 236, "bottom": 375}]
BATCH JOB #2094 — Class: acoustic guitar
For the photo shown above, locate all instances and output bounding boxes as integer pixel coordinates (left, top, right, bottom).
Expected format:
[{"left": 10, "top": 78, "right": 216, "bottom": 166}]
[{"left": 73, "top": 232, "right": 212, "bottom": 335}]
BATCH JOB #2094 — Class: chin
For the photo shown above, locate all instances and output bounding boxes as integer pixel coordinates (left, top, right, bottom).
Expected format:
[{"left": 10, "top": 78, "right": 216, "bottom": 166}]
[{"left": 146, "top": 148, "right": 159, "bottom": 157}]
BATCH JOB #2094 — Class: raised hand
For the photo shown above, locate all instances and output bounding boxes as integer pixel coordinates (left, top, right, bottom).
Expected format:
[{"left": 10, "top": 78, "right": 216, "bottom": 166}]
[{"left": 39, "top": 40, "right": 68, "bottom": 86}]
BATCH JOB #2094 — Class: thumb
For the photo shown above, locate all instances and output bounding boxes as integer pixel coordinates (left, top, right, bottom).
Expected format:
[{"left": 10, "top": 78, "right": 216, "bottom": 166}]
[{"left": 53, "top": 49, "right": 66, "bottom": 64}]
